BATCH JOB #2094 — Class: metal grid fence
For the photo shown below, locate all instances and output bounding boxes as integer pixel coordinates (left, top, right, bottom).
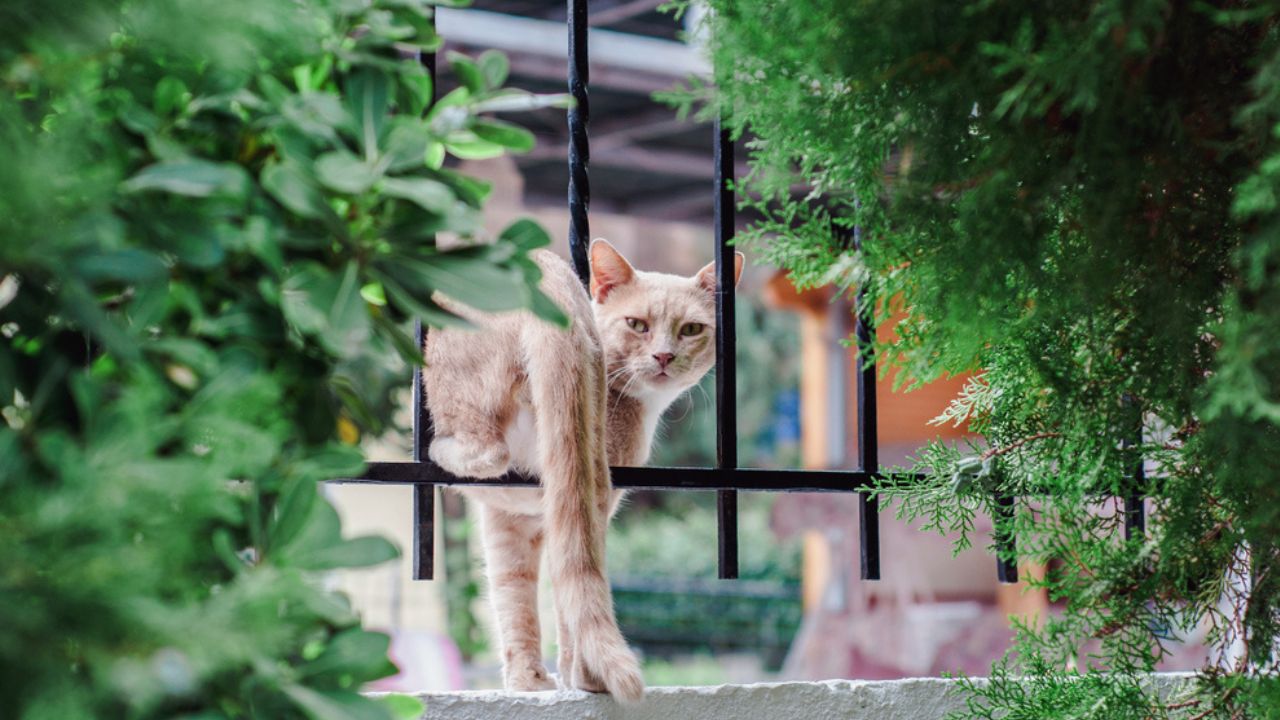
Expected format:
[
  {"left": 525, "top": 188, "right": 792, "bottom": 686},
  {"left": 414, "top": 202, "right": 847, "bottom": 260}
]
[{"left": 329, "top": 0, "right": 1148, "bottom": 585}]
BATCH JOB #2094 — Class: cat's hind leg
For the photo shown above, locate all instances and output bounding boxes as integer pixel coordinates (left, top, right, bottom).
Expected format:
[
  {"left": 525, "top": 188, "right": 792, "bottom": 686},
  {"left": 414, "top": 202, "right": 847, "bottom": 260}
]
[
  {"left": 423, "top": 327, "right": 515, "bottom": 479},
  {"left": 479, "top": 505, "right": 556, "bottom": 692},
  {"left": 428, "top": 435, "right": 509, "bottom": 479}
]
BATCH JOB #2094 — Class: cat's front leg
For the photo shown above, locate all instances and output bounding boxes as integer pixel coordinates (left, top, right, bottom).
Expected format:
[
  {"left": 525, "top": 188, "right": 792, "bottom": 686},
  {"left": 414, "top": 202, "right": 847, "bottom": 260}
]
[{"left": 479, "top": 505, "right": 556, "bottom": 692}]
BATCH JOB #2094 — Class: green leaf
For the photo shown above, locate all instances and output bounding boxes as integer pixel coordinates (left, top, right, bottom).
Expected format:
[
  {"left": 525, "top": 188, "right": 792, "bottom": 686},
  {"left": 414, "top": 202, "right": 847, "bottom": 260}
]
[
  {"left": 395, "top": 252, "right": 526, "bottom": 313},
  {"left": 154, "top": 76, "right": 190, "bottom": 116},
  {"left": 499, "top": 218, "right": 552, "bottom": 251},
  {"left": 345, "top": 68, "right": 391, "bottom": 158},
  {"left": 402, "top": 70, "right": 434, "bottom": 117},
  {"left": 281, "top": 92, "right": 353, "bottom": 143},
  {"left": 283, "top": 685, "right": 393, "bottom": 720},
  {"left": 72, "top": 249, "right": 169, "bottom": 283},
  {"left": 427, "top": 86, "right": 471, "bottom": 119},
  {"left": 383, "top": 121, "right": 432, "bottom": 172},
  {"left": 477, "top": 49, "right": 509, "bottom": 89},
  {"left": 299, "top": 628, "right": 396, "bottom": 682},
  {"left": 287, "top": 535, "right": 399, "bottom": 570},
  {"left": 447, "top": 51, "right": 485, "bottom": 95},
  {"left": 425, "top": 141, "right": 445, "bottom": 170},
  {"left": 471, "top": 119, "right": 534, "bottom": 153},
  {"left": 528, "top": 286, "right": 570, "bottom": 328},
  {"left": 270, "top": 477, "right": 320, "bottom": 554},
  {"left": 281, "top": 264, "right": 331, "bottom": 334},
  {"left": 437, "top": 169, "right": 492, "bottom": 206},
  {"left": 274, "top": 489, "right": 342, "bottom": 563},
  {"left": 443, "top": 130, "right": 506, "bottom": 160},
  {"left": 170, "top": 228, "right": 226, "bottom": 269},
  {"left": 315, "top": 150, "right": 381, "bottom": 194},
  {"left": 378, "top": 695, "right": 425, "bottom": 720},
  {"left": 360, "top": 282, "right": 386, "bottom": 306},
  {"left": 380, "top": 177, "right": 454, "bottom": 213},
  {"left": 372, "top": 267, "right": 472, "bottom": 328},
  {"left": 473, "top": 89, "right": 574, "bottom": 114},
  {"left": 280, "top": 262, "right": 372, "bottom": 356},
  {"left": 262, "top": 161, "right": 328, "bottom": 219},
  {"left": 122, "top": 160, "right": 248, "bottom": 198}
]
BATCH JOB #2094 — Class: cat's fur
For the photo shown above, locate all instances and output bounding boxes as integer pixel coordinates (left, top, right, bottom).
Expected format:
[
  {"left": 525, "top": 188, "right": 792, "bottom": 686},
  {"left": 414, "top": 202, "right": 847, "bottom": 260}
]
[{"left": 422, "top": 239, "right": 743, "bottom": 702}]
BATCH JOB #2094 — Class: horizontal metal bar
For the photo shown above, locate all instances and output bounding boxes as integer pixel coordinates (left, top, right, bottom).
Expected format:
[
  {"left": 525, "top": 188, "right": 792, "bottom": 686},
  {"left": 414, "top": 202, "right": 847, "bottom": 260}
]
[{"left": 334, "top": 462, "right": 921, "bottom": 492}]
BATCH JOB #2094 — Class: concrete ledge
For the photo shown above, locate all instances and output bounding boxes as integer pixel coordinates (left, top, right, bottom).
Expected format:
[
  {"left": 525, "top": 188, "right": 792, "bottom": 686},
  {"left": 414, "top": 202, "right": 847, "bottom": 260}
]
[
  {"left": 384, "top": 678, "right": 971, "bottom": 720},
  {"left": 381, "top": 673, "right": 1197, "bottom": 720}
]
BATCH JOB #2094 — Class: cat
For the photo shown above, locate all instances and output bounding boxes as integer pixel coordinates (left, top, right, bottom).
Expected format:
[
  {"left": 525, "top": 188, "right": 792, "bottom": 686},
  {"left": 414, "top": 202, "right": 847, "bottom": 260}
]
[{"left": 422, "top": 238, "right": 743, "bottom": 702}]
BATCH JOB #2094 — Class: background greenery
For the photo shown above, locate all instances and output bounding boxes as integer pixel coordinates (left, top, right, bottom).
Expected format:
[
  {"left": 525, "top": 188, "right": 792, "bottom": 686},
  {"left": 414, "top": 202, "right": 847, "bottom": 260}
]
[
  {"left": 0, "top": 1, "right": 562, "bottom": 718},
  {"left": 680, "top": 1, "right": 1280, "bottom": 717}
]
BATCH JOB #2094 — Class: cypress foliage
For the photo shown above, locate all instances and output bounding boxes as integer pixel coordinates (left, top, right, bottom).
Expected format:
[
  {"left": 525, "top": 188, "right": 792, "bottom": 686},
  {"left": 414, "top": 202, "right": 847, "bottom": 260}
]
[{"left": 684, "top": 2, "right": 1280, "bottom": 716}]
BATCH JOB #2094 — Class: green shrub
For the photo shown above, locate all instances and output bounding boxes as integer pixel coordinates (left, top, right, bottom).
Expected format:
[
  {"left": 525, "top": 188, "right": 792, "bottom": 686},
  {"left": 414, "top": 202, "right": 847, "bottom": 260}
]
[
  {"left": 0, "top": 1, "right": 563, "bottom": 718},
  {"left": 681, "top": 1, "right": 1280, "bottom": 717}
]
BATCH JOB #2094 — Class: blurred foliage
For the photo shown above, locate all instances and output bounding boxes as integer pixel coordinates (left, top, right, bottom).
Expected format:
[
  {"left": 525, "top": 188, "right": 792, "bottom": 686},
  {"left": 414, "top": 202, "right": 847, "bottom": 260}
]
[
  {"left": 673, "top": 0, "right": 1280, "bottom": 717},
  {"left": 0, "top": 1, "right": 564, "bottom": 718},
  {"left": 610, "top": 494, "right": 800, "bottom": 583},
  {"left": 639, "top": 654, "right": 728, "bottom": 687},
  {"left": 440, "top": 496, "right": 486, "bottom": 661},
  {"left": 612, "top": 576, "right": 802, "bottom": 672},
  {"left": 609, "top": 495, "right": 802, "bottom": 674}
]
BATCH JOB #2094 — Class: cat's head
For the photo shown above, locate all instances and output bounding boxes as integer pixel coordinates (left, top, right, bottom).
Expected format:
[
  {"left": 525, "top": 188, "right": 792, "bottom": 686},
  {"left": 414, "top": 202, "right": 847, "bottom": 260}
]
[{"left": 588, "top": 238, "right": 744, "bottom": 401}]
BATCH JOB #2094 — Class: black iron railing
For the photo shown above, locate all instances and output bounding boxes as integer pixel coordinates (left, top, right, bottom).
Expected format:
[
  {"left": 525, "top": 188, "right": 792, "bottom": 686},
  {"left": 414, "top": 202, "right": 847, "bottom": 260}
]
[{"left": 329, "top": 0, "right": 1149, "bottom": 584}]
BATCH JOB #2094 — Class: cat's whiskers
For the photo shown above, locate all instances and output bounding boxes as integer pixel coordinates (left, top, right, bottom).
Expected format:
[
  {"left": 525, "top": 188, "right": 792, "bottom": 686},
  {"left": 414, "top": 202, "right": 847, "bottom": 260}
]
[{"left": 612, "top": 370, "right": 641, "bottom": 409}]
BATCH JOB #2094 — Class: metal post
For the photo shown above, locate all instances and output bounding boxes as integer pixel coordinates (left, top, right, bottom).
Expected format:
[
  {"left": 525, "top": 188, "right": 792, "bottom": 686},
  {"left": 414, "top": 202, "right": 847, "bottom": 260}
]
[
  {"left": 567, "top": 0, "right": 590, "bottom": 286},
  {"left": 1124, "top": 423, "right": 1146, "bottom": 541},
  {"left": 410, "top": 29, "right": 439, "bottom": 581},
  {"left": 714, "top": 119, "right": 739, "bottom": 580},
  {"left": 853, "top": 223, "right": 881, "bottom": 581},
  {"left": 995, "top": 493, "right": 1018, "bottom": 584},
  {"left": 412, "top": 320, "right": 435, "bottom": 580}
]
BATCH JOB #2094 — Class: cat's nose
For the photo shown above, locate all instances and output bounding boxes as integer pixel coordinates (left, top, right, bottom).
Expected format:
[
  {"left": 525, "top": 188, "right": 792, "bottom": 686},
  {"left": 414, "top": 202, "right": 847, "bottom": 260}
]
[{"left": 653, "top": 352, "right": 675, "bottom": 369}]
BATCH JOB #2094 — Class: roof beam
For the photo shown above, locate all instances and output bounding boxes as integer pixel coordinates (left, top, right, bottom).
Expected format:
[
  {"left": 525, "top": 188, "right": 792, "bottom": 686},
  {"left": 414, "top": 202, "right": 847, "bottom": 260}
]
[
  {"left": 524, "top": 142, "right": 746, "bottom": 181},
  {"left": 589, "top": 0, "right": 669, "bottom": 26},
  {"left": 624, "top": 189, "right": 716, "bottom": 220},
  {"left": 471, "top": 48, "right": 686, "bottom": 95},
  {"left": 435, "top": 7, "right": 709, "bottom": 78},
  {"left": 590, "top": 109, "right": 694, "bottom": 152}
]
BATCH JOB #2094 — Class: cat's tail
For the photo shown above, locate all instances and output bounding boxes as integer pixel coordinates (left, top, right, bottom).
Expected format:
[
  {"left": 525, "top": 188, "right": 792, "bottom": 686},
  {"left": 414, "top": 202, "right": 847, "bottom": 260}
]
[{"left": 522, "top": 322, "right": 644, "bottom": 703}]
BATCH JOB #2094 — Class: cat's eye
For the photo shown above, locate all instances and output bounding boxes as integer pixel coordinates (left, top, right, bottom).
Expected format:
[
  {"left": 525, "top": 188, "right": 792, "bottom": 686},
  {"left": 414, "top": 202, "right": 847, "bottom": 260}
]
[
  {"left": 625, "top": 317, "right": 649, "bottom": 333},
  {"left": 679, "top": 322, "right": 705, "bottom": 337}
]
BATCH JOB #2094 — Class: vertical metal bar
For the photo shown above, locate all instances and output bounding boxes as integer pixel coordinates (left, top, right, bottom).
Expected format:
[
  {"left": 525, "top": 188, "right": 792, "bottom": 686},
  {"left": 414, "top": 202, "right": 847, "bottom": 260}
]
[
  {"left": 853, "top": 223, "right": 881, "bottom": 581},
  {"left": 1124, "top": 423, "right": 1146, "bottom": 541},
  {"left": 714, "top": 119, "right": 739, "bottom": 580},
  {"left": 412, "top": 320, "right": 435, "bottom": 580},
  {"left": 995, "top": 494, "right": 1018, "bottom": 583},
  {"left": 410, "top": 29, "right": 438, "bottom": 581},
  {"left": 567, "top": 0, "right": 591, "bottom": 287},
  {"left": 1124, "top": 493, "right": 1144, "bottom": 541}
]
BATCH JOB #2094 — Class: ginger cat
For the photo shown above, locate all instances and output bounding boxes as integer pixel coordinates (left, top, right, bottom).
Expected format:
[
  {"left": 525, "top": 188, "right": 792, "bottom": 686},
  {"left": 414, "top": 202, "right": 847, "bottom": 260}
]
[{"left": 422, "top": 239, "right": 743, "bottom": 702}]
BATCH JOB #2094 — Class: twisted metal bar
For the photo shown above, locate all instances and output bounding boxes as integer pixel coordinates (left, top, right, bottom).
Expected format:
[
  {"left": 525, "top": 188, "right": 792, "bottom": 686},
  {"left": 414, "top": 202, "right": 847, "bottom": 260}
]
[{"left": 567, "top": 0, "right": 591, "bottom": 285}]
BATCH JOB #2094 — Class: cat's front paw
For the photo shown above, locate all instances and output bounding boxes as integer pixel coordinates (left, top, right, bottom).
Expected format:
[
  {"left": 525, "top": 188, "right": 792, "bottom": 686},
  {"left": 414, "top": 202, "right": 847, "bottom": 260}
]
[
  {"left": 505, "top": 665, "right": 557, "bottom": 693},
  {"left": 429, "top": 436, "right": 510, "bottom": 478}
]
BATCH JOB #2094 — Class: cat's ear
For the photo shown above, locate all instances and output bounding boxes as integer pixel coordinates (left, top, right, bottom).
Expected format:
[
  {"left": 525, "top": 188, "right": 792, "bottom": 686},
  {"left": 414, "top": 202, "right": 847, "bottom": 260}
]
[
  {"left": 695, "top": 252, "right": 745, "bottom": 294},
  {"left": 589, "top": 238, "right": 636, "bottom": 302}
]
